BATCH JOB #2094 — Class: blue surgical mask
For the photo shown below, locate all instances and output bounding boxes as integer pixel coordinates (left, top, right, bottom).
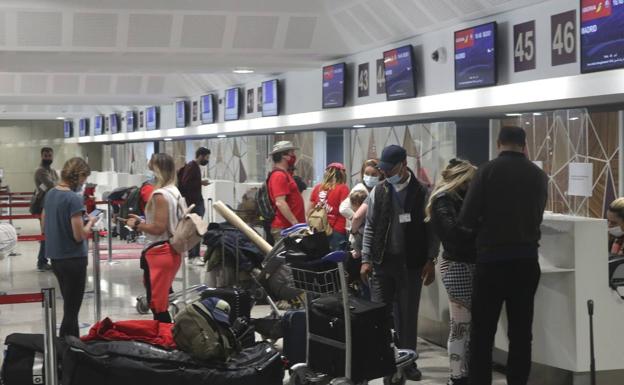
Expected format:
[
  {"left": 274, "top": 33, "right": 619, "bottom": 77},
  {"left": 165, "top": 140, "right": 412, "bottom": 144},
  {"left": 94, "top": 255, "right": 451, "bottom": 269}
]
[
  {"left": 363, "top": 175, "right": 379, "bottom": 188},
  {"left": 387, "top": 174, "right": 402, "bottom": 185},
  {"left": 144, "top": 169, "right": 155, "bottom": 180}
]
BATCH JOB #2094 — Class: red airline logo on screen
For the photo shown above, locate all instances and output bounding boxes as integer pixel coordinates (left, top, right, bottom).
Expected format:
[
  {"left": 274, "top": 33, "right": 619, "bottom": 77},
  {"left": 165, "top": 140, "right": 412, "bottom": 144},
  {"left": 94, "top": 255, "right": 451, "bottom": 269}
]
[
  {"left": 455, "top": 29, "right": 475, "bottom": 50},
  {"left": 582, "top": 0, "right": 612, "bottom": 22},
  {"left": 384, "top": 50, "right": 398, "bottom": 67},
  {"left": 323, "top": 67, "right": 334, "bottom": 80}
]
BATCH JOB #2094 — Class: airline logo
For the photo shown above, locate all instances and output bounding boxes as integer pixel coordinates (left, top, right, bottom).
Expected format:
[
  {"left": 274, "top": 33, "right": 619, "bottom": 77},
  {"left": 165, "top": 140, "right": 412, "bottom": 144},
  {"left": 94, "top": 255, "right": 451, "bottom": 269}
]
[
  {"left": 582, "top": 0, "right": 612, "bottom": 22},
  {"left": 455, "top": 28, "right": 475, "bottom": 50},
  {"left": 384, "top": 49, "right": 398, "bottom": 67},
  {"left": 323, "top": 66, "right": 335, "bottom": 81}
]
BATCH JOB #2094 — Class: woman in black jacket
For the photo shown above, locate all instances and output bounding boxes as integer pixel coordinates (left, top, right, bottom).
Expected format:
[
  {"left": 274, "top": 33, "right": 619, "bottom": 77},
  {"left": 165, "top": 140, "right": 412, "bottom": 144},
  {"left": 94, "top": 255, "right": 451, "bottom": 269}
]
[{"left": 425, "top": 159, "right": 477, "bottom": 385}]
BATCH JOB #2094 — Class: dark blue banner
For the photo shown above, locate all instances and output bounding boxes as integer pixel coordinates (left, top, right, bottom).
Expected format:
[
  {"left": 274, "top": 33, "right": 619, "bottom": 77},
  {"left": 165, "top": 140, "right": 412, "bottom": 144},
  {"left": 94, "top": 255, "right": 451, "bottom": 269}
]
[
  {"left": 322, "top": 63, "right": 345, "bottom": 108},
  {"left": 581, "top": 0, "right": 624, "bottom": 72},
  {"left": 455, "top": 22, "right": 497, "bottom": 89},
  {"left": 384, "top": 45, "right": 416, "bottom": 100},
  {"left": 201, "top": 94, "right": 214, "bottom": 123},
  {"left": 262, "top": 80, "right": 278, "bottom": 116},
  {"left": 225, "top": 88, "right": 239, "bottom": 121}
]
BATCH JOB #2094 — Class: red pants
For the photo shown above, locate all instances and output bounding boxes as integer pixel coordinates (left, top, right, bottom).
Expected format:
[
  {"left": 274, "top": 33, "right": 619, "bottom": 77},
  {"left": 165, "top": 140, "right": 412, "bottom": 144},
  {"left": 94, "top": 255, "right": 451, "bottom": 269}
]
[{"left": 141, "top": 242, "right": 181, "bottom": 315}]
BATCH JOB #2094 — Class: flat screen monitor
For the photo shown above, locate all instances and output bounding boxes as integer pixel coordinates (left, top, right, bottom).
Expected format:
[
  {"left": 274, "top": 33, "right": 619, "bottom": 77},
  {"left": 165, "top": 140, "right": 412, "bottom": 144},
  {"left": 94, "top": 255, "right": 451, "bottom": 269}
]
[
  {"left": 146, "top": 106, "right": 158, "bottom": 130},
  {"left": 224, "top": 88, "right": 240, "bottom": 121},
  {"left": 383, "top": 45, "right": 417, "bottom": 100},
  {"left": 79, "top": 118, "right": 89, "bottom": 137},
  {"left": 201, "top": 94, "right": 215, "bottom": 123},
  {"left": 126, "top": 111, "right": 136, "bottom": 132},
  {"left": 262, "top": 79, "right": 279, "bottom": 117},
  {"left": 109, "top": 114, "right": 119, "bottom": 134},
  {"left": 63, "top": 121, "right": 73, "bottom": 138},
  {"left": 175, "top": 100, "right": 187, "bottom": 128},
  {"left": 322, "top": 63, "right": 346, "bottom": 108},
  {"left": 581, "top": 0, "right": 624, "bottom": 73},
  {"left": 94, "top": 115, "right": 104, "bottom": 135},
  {"left": 454, "top": 22, "right": 497, "bottom": 90}
]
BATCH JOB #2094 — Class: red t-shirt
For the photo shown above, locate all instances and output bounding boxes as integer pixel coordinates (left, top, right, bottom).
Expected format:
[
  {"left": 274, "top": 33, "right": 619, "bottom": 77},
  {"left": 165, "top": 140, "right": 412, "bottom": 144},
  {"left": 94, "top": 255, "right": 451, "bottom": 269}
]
[
  {"left": 310, "top": 183, "right": 349, "bottom": 234},
  {"left": 140, "top": 183, "right": 155, "bottom": 215},
  {"left": 267, "top": 169, "right": 305, "bottom": 229}
]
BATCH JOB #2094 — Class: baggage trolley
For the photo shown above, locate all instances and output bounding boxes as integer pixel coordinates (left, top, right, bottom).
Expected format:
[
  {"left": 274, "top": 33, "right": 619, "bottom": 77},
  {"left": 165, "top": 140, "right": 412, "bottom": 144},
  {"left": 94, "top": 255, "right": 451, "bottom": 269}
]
[{"left": 287, "top": 250, "right": 416, "bottom": 385}]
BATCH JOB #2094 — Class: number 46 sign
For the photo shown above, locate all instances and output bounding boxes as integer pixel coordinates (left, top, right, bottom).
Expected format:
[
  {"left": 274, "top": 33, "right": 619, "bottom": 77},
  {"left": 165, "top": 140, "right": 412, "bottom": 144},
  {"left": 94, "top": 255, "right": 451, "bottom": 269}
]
[{"left": 551, "top": 10, "right": 576, "bottom": 66}]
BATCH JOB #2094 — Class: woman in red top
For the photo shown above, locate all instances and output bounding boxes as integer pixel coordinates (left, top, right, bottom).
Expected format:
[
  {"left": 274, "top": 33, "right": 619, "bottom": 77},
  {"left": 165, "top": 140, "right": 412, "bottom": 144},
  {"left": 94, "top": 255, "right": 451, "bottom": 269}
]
[{"left": 309, "top": 163, "right": 350, "bottom": 250}]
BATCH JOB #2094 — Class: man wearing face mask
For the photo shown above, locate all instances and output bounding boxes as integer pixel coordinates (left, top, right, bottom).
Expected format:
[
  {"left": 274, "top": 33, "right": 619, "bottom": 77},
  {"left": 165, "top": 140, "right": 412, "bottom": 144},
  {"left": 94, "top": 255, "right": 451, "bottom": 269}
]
[
  {"left": 360, "top": 145, "right": 438, "bottom": 381},
  {"left": 178, "top": 146, "right": 211, "bottom": 263},
  {"left": 31, "top": 147, "right": 59, "bottom": 271},
  {"left": 267, "top": 141, "right": 305, "bottom": 242}
]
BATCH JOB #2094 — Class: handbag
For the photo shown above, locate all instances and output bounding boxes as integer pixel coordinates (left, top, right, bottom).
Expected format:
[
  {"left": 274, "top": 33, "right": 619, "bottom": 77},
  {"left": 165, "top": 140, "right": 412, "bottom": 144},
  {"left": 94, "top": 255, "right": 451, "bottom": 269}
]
[
  {"left": 162, "top": 189, "right": 208, "bottom": 254},
  {"left": 307, "top": 190, "right": 333, "bottom": 236}
]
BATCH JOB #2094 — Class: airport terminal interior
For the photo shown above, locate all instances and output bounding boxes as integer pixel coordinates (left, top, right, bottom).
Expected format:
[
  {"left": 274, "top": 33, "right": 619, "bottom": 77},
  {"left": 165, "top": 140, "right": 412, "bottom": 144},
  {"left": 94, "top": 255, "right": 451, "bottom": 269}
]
[{"left": 0, "top": 0, "right": 623, "bottom": 384}]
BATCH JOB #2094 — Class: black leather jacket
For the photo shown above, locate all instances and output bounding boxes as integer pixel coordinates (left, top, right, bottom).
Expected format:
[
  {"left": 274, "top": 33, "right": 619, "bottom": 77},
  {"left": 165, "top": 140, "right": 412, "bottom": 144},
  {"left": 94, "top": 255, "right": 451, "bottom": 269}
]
[{"left": 430, "top": 191, "right": 476, "bottom": 263}]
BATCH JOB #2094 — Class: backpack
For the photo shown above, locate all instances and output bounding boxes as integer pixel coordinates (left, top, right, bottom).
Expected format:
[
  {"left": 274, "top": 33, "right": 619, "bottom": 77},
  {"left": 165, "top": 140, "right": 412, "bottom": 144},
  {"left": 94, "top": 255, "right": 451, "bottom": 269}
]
[
  {"left": 172, "top": 298, "right": 239, "bottom": 361},
  {"left": 255, "top": 169, "right": 287, "bottom": 222},
  {"left": 161, "top": 188, "right": 208, "bottom": 254},
  {"left": 119, "top": 186, "right": 140, "bottom": 219},
  {"left": 306, "top": 190, "right": 333, "bottom": 236}
]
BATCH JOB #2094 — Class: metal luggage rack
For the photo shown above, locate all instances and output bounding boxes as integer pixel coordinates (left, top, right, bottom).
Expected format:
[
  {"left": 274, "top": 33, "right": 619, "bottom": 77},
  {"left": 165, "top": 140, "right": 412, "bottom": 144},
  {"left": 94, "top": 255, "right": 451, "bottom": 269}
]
[{"left": 290, "top": 264, "right": 342, "bottom": 296}]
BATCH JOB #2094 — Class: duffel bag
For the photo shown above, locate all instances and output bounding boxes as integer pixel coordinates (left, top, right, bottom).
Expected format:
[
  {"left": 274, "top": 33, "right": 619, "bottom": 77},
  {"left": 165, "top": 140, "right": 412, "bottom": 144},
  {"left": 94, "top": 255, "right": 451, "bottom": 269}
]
[{"left": 1, "top": 333, "right": 65, "bottom": 385}]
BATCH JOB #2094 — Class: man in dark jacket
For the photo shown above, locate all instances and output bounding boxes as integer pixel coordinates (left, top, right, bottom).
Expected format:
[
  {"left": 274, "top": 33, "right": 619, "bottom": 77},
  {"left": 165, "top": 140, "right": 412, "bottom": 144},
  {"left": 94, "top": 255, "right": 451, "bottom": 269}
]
[
  {"left": 459, "top": 126, "right": 548, "bottom": 385},
  {"left": 33, "top": 147, "right": 59, "bottom": 271},
  {"left": 361, "top": 145, "right": 438, "bottom": 381},
  {"left": 178, "top": 147, "right": 210, "bottom": 263}
]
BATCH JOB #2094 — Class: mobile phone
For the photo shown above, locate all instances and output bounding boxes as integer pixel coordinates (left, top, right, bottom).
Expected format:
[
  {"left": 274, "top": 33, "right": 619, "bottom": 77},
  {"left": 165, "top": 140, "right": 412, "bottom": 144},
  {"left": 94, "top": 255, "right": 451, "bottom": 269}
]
[{"left": 90, "top": 209, "right": 103, "bottom": 218}]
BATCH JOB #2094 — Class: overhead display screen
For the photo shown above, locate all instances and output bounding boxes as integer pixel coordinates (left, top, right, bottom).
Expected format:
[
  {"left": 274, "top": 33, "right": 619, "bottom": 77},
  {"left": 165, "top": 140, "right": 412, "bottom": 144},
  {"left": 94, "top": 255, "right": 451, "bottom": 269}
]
[
  {"left": 63, "top": 121, "right": 73, "bottom": 138},
  {"left": 79, "top": 118, "right": 89, "bottom": 137},
  {"left": 581, "top": 0, "right": 624, "bottom": 73},
  {"left": 322, "top": 63, "right": 345, "bottom": 108},
  {"left": 94, "top": 115, "right": 104, "bottom": 135},
  {"left": 146, "top": 106, "right": 158, "bottom": 130},
  {"left": 201, "top": 94, "right": 214, "bottom": 123},
  {"left": 455, "top": 22, "right": 497, "bottom": 90},
  {"left": 224, "top": 88, "right": 240, "bottom": 121},
  {"left": 262, "top": 79, "right": 279, "bottom": 117},
  {"left": 109, "top": 114, "right": 119, "bottom": 134},
  {"left": 126, "top": 111, "right": 136, "bottom": 132},
  {"left": 175, "top": 100, "right": 187, "bottom": 128},
  {"left": 383, "top": 45, "right": 417, "bottom": 100}
]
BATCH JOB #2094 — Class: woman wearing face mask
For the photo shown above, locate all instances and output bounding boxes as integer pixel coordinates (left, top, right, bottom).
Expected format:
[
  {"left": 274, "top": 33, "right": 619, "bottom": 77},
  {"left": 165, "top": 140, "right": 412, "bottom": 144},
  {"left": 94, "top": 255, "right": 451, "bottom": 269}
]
[
  {"left": 339, "top": 159, "right": 382, "bottom": 220},
  {"left": 607, "top": 198, "right": 624, "bottom": 255},
  {"left": 41, "top": 157, "right": 96, "bottom": 337},
  {"left": 425, "top": 159, "right": 477, "bottom": 385}
]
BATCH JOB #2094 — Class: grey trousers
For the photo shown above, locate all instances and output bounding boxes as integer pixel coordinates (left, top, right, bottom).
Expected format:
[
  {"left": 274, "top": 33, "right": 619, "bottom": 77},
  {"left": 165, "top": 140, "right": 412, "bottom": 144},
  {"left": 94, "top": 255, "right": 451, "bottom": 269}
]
[{"left": 370, "top": 266, "right": 423, "bottom": 352}]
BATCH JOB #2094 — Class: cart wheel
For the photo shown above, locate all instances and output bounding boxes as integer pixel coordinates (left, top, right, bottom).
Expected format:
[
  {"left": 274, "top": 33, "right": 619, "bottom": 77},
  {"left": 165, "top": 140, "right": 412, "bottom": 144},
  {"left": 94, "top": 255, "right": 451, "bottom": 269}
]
[
  {"left": 135, "top": 296, "right": 150, "bottom": 314},
  {"left": 383, "top": 372, "right": 405, "bottom": 385},
  {"left": 289, "top": 364, "right": 313, "bottom": 385}
]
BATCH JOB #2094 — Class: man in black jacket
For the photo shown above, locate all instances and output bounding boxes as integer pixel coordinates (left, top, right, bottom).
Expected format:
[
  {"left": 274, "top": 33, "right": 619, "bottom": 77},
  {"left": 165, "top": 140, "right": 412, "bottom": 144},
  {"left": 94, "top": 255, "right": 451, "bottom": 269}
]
[
  {"left": 459, "top": 126, "right": 548, "bottom": 385},
  {"left": 361, "top": 145, "right": 437, "bottom": 381}
]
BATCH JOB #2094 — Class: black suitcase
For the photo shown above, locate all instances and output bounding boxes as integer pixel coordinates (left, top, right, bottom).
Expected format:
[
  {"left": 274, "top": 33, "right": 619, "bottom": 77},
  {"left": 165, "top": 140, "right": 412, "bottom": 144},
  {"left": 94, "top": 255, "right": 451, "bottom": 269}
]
[
  {"left": 1, "top": 333, "right": 64, "bottom": 385},
  {"left": 200, "top": 287, "right": 253, "bottom": 323},
  {"left": 308, "top": 296, "right": 395, "bottom": 383},
  {"left": 62, "top": 337, "right": 284, "bottom": 385},
  {"left": 281, "top": 309, "right": 306, "bottom": 366}
]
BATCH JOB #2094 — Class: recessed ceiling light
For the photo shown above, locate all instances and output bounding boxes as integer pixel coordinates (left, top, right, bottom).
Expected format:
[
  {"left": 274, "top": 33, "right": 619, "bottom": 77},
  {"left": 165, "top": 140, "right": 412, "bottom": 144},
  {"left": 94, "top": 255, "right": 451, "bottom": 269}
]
[
  {"left": 163, "top": 138, "right": 172, "bottom": 141},
  {"left": 353, "top": 124, "right": 366, "bottom": 128},
  {"left": 233, "top": 68, "right": 254, "bottom": 74},
  {"left": 275, "top": 131, "right": 286, "bottom": 134},
  {"left": 569, "top": 117, "right": 580, "bottom": 121},
  {"left": 217, "top": 134, "right": 227, "bottom": 138},
  {"left": 533, "top": 112, "right": 543, "bottom": 116},
  {"left": 505, "top": 113, "right": 522, "bottom": 116},
  {"left": 525, "top": 122, "right": 531, "bottom": 125},
  {"left": 56, "top": 116, "right": 66, "bottom": 120}
]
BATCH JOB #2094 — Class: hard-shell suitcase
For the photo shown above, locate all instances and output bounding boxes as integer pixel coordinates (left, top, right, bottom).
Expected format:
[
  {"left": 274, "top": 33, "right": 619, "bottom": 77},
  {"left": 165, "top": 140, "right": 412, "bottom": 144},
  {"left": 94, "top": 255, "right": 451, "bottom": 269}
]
[
  {"left": 62, "top": 337, "right": 284, "bottom": 385},
  {"left": 1, "top": 333, "right": 64, "bottom": 385},
  {"left": 307, "top": 296, "right": 395, "bottom": 383},
  {"left": 281, "top": 309, "right": 306, "bottom": 366}
]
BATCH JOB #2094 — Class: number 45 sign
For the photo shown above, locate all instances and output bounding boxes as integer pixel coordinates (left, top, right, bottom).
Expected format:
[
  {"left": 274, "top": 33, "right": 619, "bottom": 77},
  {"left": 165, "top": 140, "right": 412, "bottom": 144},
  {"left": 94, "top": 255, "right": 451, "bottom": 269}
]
[
  {"left": 514, "top": 20, "right": 536, "bottom": 72},
  {"left": 551, "top": 10, "right": 576, "bottom": 66}
]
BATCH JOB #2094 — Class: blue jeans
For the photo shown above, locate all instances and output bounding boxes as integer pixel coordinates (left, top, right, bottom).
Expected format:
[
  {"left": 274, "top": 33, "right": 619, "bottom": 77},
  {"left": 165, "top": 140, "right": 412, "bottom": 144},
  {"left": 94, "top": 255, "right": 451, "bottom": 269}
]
[{"left": 189, "top": 199, "right": 205, "bottom": 258}]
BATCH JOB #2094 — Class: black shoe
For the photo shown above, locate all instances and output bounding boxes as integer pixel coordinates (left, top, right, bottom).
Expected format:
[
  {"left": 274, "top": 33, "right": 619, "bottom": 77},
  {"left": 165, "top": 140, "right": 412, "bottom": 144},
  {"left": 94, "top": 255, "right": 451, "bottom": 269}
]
[
  {"left": 448, "top": 378, "right": 469, "bottom": 385},
  {"left": 37, "top": 264, "right": 52, "bottom": 272},
  {"left": 404, "top": 364, "right": 422, "bottom": 381}
]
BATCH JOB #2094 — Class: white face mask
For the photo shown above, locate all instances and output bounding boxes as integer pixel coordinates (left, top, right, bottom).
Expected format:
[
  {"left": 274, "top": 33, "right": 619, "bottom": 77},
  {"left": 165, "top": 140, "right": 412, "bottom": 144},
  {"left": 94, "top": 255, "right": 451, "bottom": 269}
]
[
  {"left": 363, "top": 175, "right": 379, "bottom": 188},
  {"left": 609, "top": 226, "right": 624, "bottom": 237},
  {"left": 144, "top": 169, "right": 155, "bottom": 180}
]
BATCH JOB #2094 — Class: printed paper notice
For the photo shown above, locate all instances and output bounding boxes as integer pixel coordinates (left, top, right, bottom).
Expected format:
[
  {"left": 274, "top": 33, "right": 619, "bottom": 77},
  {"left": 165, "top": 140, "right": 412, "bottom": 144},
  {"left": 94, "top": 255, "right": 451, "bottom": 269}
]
[
  {"left": 532, "top": 161, "right": 543, "bottom": 169},
  {"left": 568, "top": 162, "right": 593, "bottom": 197}
]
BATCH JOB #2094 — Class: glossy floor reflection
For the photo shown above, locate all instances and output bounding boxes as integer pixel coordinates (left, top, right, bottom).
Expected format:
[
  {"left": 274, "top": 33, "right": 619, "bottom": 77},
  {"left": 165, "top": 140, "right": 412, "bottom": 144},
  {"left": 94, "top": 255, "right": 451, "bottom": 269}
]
[{"left": 0, "top": 219, "right": 505, "bottom": 384}]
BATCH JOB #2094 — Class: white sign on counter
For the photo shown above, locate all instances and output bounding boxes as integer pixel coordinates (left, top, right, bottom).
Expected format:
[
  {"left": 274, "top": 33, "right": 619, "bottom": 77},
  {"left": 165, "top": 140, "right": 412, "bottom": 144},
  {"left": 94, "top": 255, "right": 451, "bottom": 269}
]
[
  {"left": 533, "top": 160, "right": 544, "bottom": 169},
  {"left": 568, "top": 162, "right": 593, "bottom": 197}
]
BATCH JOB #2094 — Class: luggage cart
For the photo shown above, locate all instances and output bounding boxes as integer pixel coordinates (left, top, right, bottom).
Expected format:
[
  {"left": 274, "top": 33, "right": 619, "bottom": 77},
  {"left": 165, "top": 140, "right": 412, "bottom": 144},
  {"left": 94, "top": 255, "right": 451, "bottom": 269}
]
[{"left": 287, "top": 250, "right": 416, "bottom": 385}]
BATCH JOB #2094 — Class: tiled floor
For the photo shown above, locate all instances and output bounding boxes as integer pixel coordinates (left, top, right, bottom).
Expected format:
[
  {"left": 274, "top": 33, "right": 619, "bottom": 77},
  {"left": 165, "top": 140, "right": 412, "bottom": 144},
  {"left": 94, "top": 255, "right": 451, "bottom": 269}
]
[{"left": 0, "top": 218, "right": 506, "bottom": 384}]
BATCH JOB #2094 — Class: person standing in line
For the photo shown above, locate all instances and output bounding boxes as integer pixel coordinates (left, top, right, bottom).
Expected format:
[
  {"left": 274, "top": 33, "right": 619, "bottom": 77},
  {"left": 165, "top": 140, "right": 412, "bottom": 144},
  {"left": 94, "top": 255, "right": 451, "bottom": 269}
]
[
  {"left": 360, "top": 145, "right": 438, "bottom": 382},
  {"left": 178, "top": 147, "right": 210, "bottom": 265},
  {"left": 42, "top": 157, "right": 96, "bottom": 337},
  {"left": 425, "top": 159, "right": 477, "bottom": 385},
  {"left": 267, "top": 141, "right": 305, "bottom": 243},
  {"left": 339, "top": 158, "right": 383, "bottom": 220},
  {"left": 459, "top": 126, "right": 548, "bottom": 385},
  {"left": 32, "top": 147, "right": 59, "bottom": 272},
  {"left": 126, "top": 153, "right": 183, "bottom": 323}
]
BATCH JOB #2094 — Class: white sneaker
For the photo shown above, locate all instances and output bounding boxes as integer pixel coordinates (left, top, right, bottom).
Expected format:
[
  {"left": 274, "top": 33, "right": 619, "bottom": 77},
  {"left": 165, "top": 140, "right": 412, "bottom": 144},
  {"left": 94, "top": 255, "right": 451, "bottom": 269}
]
[{"left": 189, "top": 257, "right": 205, "bottom": 266}]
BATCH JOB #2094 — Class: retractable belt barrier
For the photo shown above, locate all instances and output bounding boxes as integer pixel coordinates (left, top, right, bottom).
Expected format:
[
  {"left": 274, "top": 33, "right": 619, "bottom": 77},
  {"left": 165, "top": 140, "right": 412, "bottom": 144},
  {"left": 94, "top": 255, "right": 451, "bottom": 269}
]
[
  {"left": 0, "top": 288, "right": 58, "bottom": 385},
  {"left": 0, "top": 214, "right": 40, "bottom": 220}
]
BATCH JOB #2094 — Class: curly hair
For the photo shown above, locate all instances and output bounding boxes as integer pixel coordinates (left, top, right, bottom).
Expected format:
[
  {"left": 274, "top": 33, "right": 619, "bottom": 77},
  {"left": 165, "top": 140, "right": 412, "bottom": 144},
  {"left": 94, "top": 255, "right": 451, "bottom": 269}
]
[
  {"left": 609, "top": 198, "right": 624, "bottom": 221},
  {"left": 60, "top": 157, "right": 91, "bottom": 191},
  {"left": 425, "top": 158, "right": 476, "bottom": 221},
  {"left": 320, "top": 166, "right": 346, "bottom": 191}
]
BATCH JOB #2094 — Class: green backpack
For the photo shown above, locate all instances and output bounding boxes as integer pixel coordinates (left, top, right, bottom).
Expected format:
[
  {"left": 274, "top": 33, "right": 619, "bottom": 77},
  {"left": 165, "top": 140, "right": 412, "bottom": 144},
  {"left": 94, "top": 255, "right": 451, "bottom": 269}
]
[{"left": 172, "top": 298, "right": 239, "bottom": 362}]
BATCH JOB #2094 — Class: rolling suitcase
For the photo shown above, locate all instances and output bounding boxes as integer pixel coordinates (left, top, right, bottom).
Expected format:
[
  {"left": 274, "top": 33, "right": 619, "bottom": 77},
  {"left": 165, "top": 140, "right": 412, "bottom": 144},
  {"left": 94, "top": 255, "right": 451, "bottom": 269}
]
[
  {"left": 307, "top": 296, "right": 395, "bottom": 383},
  {"left": 281, "top": 309, "right": 306, "bottom": 366},
  {"left": 1, "top": 333, "right": 64, "bottom": 385}
]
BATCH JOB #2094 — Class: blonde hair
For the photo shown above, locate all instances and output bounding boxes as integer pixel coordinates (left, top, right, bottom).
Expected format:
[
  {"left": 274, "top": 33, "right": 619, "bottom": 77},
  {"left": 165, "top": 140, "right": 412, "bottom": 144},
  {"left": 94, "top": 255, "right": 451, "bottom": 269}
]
[
  {"left": 609, "top": 198, "right": 624, "bottom": 221},
  {"left": 425, "top": 159, "right": 476, "bottom": 221},
  {"left": 149, "top": 153, "right": 176, "bottom": 189},
  {"left": 60, "top": 157, "right": 91, "bottom": 191},
  {"left": 320, "top": 167, "right": 346, "bottom": 191}
]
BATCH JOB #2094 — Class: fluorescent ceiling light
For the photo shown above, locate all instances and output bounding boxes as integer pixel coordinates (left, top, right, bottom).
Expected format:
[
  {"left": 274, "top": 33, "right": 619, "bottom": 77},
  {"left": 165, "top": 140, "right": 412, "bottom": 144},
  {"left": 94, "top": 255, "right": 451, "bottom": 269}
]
[
  {"left": 569, "top": 117, "right": 580, "bottom": 121},
  {"left": 233, "top": 68, "right": 254, "bottom": 74},
  {"left": 533, "top": 112, "right": 543, "bottom": 116},
  {"left": 217, "top": 134, "right": 227, "bottom": 138},
  {"left": 163, "top": 138, "right": 172, "bottom": 141},
  {"left": 275, "top": 131, "right": 286, "bottom": 134},
  {"left": 505, "top": 113, "right": 522, "bottom": 116},
  {"left": 56, "top": 116, "right": 66, "bottom": 120},
  {"left": 353, "top": 124, "right": 366, "bottom": 128}
]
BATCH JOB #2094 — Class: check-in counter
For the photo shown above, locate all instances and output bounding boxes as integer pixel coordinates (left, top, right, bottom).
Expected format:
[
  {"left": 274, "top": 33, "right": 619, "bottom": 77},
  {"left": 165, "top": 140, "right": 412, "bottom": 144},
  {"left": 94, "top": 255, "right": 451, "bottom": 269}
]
[{"left": 419, "top": 213, "right": 624, "bottom": 384}]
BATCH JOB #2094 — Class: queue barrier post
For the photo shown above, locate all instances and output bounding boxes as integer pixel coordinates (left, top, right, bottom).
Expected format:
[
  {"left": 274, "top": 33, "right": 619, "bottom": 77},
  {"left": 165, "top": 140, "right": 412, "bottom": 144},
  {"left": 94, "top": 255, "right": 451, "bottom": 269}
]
[
  {"left": 107, "top": 200, "right": 114, "bottom": 264},
  {"left": 92, "top": 230, "right": 102, "bottom": 323}
]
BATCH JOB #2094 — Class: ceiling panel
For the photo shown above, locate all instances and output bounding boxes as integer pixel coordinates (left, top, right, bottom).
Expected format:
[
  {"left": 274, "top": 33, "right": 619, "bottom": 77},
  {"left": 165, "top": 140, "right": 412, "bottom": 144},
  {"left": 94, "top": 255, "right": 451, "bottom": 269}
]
[
  {"left": 391, "top": 0, "right": 433, "bottom": 30},
  {"left": 20, "top": 74, "right": 48, "bottom": 94},
  {"left": 284, "top": 16, "right": 317, "bottom": 49},
  {"left": 52, "top": 75, "right": 80, "bottom": 94},
  {"left": 127, "top": 14, "right": 173, "bottom": 47},
  {"left": 73, "top": 12, "right": 118, "bottom": 47},
  {"left": 419, "top": 0, "right": 458, "bottom": 22},
  {"left": 180, "top": 14, "right": 226, "bottom": 48},
  {"left": 115, "top": 75, "right": 143, "bottom": 94},
  {"left": 84, "top": 75, "right": 111, "bottom": 94},
  {"left": 334, "top": 10, "right": 372, "bottom": 46},
  {"left": 17, "top": 11, "right": 62, "bottom": 46},
  {"left": 0, "top": 74, "right": 16, "bottom": 93},
  {"left": 232, "top": 16, "right": 279, "bottom": 49},
  {"left": 146, "top": 75, "right": 165, "bottom": 94},
  {"left": 454, "top": 0, "right": 486, "bottom": 14},
  {"left": 365, "top": 0, "right": 411, "bottom": 37},
  {"left": 0, "top": 12, "right": 6, "bottom": 45},
  {"left": 349, "top": 4, "right": 391, "bottom": 42}
]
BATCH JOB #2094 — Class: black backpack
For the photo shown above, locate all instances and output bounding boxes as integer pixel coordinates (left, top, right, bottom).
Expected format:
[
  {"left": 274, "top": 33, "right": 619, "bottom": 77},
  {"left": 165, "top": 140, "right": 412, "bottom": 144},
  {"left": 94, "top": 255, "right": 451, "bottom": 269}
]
[{"left": 255, "top": 170, "right": 286, "bottom": 222}]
